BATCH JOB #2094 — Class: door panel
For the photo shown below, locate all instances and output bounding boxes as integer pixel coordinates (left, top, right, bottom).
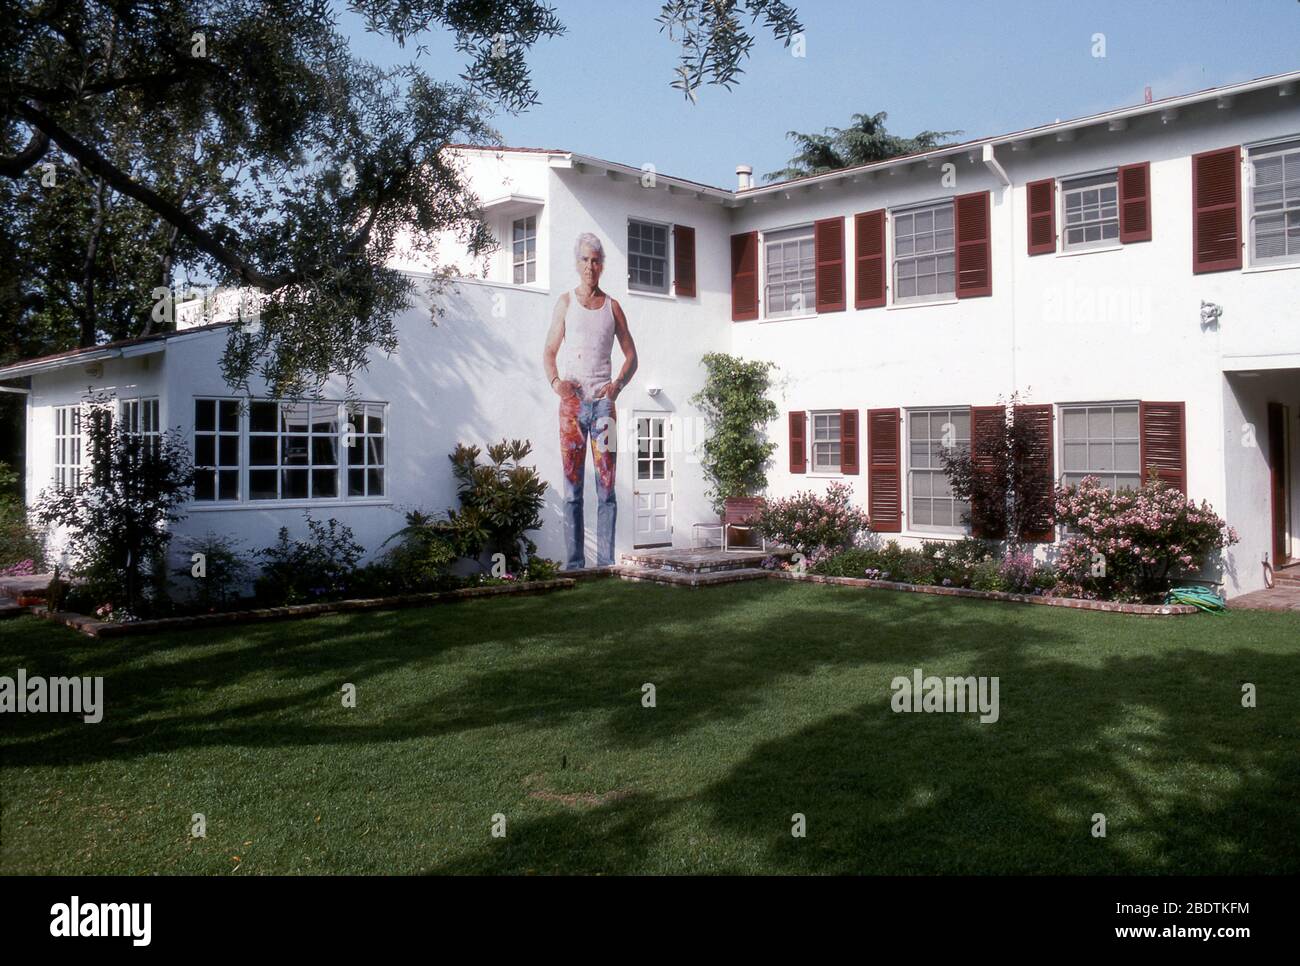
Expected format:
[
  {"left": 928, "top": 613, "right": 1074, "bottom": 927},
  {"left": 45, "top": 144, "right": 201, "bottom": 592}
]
[{"left": 634, "top": 414, "right": 672, "bottom": 546}]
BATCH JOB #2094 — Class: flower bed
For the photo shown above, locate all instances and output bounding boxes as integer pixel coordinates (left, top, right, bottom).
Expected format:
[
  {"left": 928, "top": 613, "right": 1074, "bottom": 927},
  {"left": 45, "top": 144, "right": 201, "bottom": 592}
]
[
  {"left": 768, "top": 570, "right": 1198, "bottom": 616},
  {"left": 26, "top": 578, "right": 577, "bottom": 639}
]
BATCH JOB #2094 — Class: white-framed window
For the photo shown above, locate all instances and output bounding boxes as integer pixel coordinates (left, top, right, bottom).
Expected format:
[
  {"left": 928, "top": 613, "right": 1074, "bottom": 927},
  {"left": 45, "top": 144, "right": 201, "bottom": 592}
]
[
  {"left": 248, "top": 401, "right": 340, "bottom": 501},
  {"left": 908, "top": 408, "right": 970, "bottom": 530},
  {"left": 892, "top": 201, "right": 954, "bottom": 303},
  {"left": 811, "top": 411, "right": 842, "bottom": 473},
  {"left": 1061, "top": 172, "right": 1119, "bottom": 251},
  {"left": 120, "top": 397, "right": 160, "bottom": 457},
  {"left": 512, "top": 214, "right": 537, "bottom": 284},
  {"left": 763, "top": 224, "right": 815, "bottom": 318},
  {"left": 194, "top": 398, "right": 241, "bottom": 502},
  {"left": 53, "top": 405, "right": 82, "bottom": 490},
  {"left": 1248, "top": 138, "right": 1300, "bottom": 265},
  {"left": 628, "top": 219, "right": 669, "bottom": 293},
  {"left": 1060, "top": 402, "right": 1140, "bottom": 491},
  {"left": 345, "top": 403, "right": 386, "bottom": 497}
]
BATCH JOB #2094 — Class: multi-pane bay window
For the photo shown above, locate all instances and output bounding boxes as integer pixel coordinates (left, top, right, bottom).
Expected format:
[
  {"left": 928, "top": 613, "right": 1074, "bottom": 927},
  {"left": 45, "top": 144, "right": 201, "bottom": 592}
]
[
  {"left": 893, "top": 202, "right": 954, "bottom": 302},
  {"left": 1249, "top": 138, "right": 1300, "bottom": 265},
  {"left": 811, "top": 411, "right": 842, "bottom": 473},
  {"left": 192, "top": 398, "right": 387, "bottom": 503},
  {"left": 194, "top": 399, "right": 241, "bottom": 501},
  {"left": 628, "top": 219, "right": 668, "bottom": 293},
  {"left": 1061, "top": 403, "right": 1140, "bottom": 491},
  {"left": 345, "top": 403, "right": 386, "bottom": 497},
  {"left": 54, "top": 405, "right": 82, "bottom": 490},
  {"left": 1061, "top": 172, "right": 1119, "bottom": 250},
  {"left": 512, "top": 214, "right": 537, "bottom": 283},
  {"left": 121, "top": 397, "right": 160, "bottom": 457},
  {"left": 908, "top": 408, "right": 970, "bottom": 530},
  {"left": 763, "top": 224, "right": 815, "bottom": 318}
]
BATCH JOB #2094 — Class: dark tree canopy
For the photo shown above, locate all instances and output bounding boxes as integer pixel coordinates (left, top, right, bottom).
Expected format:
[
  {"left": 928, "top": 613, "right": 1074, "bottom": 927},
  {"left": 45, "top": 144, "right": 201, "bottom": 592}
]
[
  {"left": 765, "top": 110, "right": 962, "bottom": 182},
  {"left": 2, "top": 1, "right": 802, "bottom": 397}
]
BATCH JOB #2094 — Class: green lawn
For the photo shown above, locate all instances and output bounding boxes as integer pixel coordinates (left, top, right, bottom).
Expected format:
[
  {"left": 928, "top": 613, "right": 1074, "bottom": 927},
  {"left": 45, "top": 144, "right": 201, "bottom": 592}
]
[{"left": 2, "top": 580, "right": 1297, "bottom": 875}]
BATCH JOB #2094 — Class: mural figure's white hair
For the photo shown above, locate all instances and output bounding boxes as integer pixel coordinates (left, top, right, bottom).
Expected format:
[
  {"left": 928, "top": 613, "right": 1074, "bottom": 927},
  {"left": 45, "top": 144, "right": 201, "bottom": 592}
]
[{"left": 574, "top": 232, "right": 604, "bottom": 261}]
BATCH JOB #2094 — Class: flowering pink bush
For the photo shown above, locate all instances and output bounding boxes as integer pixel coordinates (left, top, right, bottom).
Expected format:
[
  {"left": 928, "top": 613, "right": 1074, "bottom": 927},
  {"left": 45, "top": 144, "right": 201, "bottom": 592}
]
[
  {"left": 0, "top": 558, "right": 35, "bottom": 578},
  {"left": 998, "top": 548, "right": 1037, "bottom": 593},
  {"left": 1054, "top": 475, "right": 1238, "bottom": 602},
  {"left": 756, "top": 482, "right": 872, "bottom": 568}
]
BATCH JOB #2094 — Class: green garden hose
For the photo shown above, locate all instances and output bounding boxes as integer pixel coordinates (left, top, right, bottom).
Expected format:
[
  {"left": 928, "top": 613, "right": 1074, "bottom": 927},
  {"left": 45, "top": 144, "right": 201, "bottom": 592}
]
[{"left": 1164, "top": 586, "right": 1227, "bottom": 613}]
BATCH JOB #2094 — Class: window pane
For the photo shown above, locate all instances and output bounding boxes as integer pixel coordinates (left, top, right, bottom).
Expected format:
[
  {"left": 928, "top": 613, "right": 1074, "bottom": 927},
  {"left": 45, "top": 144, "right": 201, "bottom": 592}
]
[
  {"left": 250, "top": 436, "right": 277, "bottom": 466},
  {"left": 195, "top": 435, "right": 215, "bottom": 467},
  {"left": 219, "top": 401, "right": 240, "bottom": 432},
  {"left": 349, "top": 468, "right": 365, "bottom": 496},
  {"left": 195, "top": 469, "right": 215, "bottom": 501},
  {"left": 218, "top": 470, "right": 240, "bottom": 501},
  {"left": 219, "top": 435, "right": 239, "bottom": 466},
  {"left": 250, "top": 402, "right": 277, "bottom": 432},
  {"left": 250, "top": 470, "right": 278, "bottom": 500},
  {"left": 195, "top": 400, "right": 215, "bottom": 432},
  {"left": 312, "top": 469, "right": 337, "bottom": 498},
  {"left": 282, "top": 469, "right": 309, "bottom": 499},
  {"left": 368, "top": 469, "right": 384, "bottom": 495}
]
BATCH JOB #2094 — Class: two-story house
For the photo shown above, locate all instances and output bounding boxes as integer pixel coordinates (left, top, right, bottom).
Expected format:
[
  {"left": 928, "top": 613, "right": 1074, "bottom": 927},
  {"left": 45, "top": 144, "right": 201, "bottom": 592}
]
[{"left": 3, "top": 69, "right": 1298, "bottom": 597}]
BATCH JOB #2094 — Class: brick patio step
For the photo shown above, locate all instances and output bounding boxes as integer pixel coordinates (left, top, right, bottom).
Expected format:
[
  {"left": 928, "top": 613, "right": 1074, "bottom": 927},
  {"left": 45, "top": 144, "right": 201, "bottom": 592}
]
[{"left": 619, "top": 547, "right": 788, "bottom": 574}]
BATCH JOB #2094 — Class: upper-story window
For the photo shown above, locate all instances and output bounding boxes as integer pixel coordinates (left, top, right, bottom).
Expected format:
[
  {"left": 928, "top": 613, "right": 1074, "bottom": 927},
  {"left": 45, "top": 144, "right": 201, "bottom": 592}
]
[
  {"left": 512, "top": 215, "right": 537, "bottom": 284},
  {"left": 628, "top": 219, "right": 669, "bottom": 293},
  {"left": 1061, "top": 172, "right": 1119, "bottom": 251},
  {"left": 811, "top": 410, "right": 842, "bottom": 473},
  {"left": 1249, "top": 138, "right": 1300, "bottom": 266},
  {"left": 1060, "top": 403, "right": 1139, "bottom": 492},
  {"left": 893, "top": 202, "right": 954, "bottom": 303},
  {"left": 54, "top": 404, "right": 82, "bottom": 491},
  {"left": 764, "top": 224, "right": 815, "bottom": 318}
]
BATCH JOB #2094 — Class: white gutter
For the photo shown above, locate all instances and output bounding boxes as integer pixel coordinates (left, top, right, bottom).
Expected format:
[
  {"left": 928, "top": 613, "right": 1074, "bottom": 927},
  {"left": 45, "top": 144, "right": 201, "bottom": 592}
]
[{"left": 0, "top": 341, "right": 165, "bottom": 380}]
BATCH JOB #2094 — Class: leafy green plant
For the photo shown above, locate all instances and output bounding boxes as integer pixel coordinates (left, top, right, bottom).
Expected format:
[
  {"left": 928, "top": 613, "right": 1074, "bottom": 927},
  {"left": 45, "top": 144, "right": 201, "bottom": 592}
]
[
  {"left": 0, "top": 460, "right": 45, "bottom": 571},
  {"left": 690, "top": 353, "right": 779, "bottom": 515},
  {"left": 379, "top": 509, "right": 460, "bottom": 591},
  {"left": 255, "top": 515, "right": 364, "bottom": 605},
  {"left": 174, "top": 532, "right": 253, "bottom": 611},
  {"left": 33, "top": 403, "right": 193, "bottom": 616},
  {"left": 445, "top": 440, "right": 547, "bottom": 572}
]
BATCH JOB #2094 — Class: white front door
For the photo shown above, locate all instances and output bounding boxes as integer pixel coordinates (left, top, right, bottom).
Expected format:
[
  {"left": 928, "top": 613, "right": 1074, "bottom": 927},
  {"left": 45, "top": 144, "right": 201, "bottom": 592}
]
[{"left": 633, "top": 413, "right": 672, "bottom": 547}]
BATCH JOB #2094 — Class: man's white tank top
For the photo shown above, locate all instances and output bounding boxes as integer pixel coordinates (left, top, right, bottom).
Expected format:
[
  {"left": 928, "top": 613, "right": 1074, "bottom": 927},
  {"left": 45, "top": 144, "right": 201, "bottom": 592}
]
[{"left": 559, "top": 288, "right": 615, "bottom": 397}]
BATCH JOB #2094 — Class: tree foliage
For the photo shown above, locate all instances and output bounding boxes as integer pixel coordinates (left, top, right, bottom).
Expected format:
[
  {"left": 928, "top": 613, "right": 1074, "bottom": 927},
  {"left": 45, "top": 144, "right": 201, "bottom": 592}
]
[
  {"left": 690, "top": 352, "right": 779, "bottom": 514},
  {"left": 3, "top": 2, "right": 802, "bottom": 396},
  {"left": 765, "top": 110, "right": 961, "bottom": 182}
]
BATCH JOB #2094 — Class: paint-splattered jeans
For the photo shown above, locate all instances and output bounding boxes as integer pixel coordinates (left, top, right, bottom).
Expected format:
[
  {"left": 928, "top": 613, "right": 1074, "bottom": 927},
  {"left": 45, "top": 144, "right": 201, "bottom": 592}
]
[{"left": 560, "top": 393, "right": 616, "bottom": 569}]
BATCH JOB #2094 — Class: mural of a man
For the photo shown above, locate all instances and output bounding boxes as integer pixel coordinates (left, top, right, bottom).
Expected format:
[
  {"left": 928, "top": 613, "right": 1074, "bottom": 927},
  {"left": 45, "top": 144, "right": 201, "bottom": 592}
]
[{"left": 543, "top": 233, "right": 638, "bottom": 569}]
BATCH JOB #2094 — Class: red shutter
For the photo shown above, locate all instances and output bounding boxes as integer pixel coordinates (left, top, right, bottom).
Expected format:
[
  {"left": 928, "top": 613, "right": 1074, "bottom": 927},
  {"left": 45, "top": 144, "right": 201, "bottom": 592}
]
[
  {"left": 814, "top": 217, "right": 846, "bottom": 312},
  {"left": 955, "top": 191, "right": 992, "bottom": 298},
  {"left": 867, "top": 408, "right": 901, "bottom": 532},
  {"left": 854, "top": 209, "right": 887, "bottom": 308},
  {"left": 1192, "top": 147, "right": 1242, "bottom": 273},
  {"left": 789, "top": 411, "right": 806, "bottom": 473},
  {"left": 1026, "top": 178, "right": 1055, "bottom": 255},
  {"left": 731, "top": 231, "right": 759, "bottom": 320},
  {"left": 841, "top": 409, "right": 859, "bottom": 475},
  {"left": 1014, "top": 404, "right": 1055, "bottom": 542},
  {"left": 1140, "top": 401, "right": 1187, "bottom": 494},
  {"left": 970, "top": 405, "right": 1007, "bottom": 538},
  {"left": 673, "top": 224, "right": 696, "bottom": 297},
  {"left": 1118, "top": 162, "right": 1152, "bottom": 243}
]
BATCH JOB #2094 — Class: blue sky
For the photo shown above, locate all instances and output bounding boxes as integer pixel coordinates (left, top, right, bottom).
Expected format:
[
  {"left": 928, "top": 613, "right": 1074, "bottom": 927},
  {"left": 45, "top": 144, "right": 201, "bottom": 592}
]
[{"left": 347, "top": 0, "right": 1300, "bottom": 188}]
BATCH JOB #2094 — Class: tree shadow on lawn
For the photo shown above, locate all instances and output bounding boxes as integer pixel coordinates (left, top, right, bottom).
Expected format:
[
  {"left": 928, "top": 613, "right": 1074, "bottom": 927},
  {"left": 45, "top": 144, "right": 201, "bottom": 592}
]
[
  {"left": 1, "top": 582, "right": 1066, "bottom": 766},
  {"left": 418, "top": 642, "right": 1300, "bottom": 874}
]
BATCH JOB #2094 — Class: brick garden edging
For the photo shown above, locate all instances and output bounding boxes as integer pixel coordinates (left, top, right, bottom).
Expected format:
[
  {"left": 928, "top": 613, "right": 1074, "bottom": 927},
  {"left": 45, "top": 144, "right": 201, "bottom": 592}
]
[
  {"left": 24, "top": 578, "right": 577, "bottom": 639},
  {"left": 766, "top": 570, "right": 1199, "bottom": 616}
]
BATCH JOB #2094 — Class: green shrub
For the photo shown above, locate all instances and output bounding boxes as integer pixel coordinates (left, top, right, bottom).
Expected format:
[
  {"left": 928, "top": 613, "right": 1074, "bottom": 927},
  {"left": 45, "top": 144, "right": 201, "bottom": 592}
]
[
  {"left": 255, "top": 515, "right": 364, "bottom": 604},
  {"left": 379, "top": 509, "right": 459, "bottom": 591},
  {"left": 445, "top": 439, "right": 547, "bottom": 571},
  {"left": 689, "top": 353, "right": 779, "bottom": 514},
  {"left": 174, "top": 532, "right": 253, "bottom": 611},
  {"left": 969, "top": 559, "right": 1005, "bottom": 592}
]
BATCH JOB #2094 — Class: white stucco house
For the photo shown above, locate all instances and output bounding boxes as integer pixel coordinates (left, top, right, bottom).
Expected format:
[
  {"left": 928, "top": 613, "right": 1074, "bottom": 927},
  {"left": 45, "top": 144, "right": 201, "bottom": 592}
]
[{"left": 3, "top": 70, "right": 1298, "bottom": 597}]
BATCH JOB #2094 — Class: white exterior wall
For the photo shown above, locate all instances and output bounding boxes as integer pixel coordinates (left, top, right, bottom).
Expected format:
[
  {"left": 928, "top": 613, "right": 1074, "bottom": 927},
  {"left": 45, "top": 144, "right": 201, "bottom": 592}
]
[
  {"left": 731, "top": 88, "right": 1300, "bottom": 595},
  {"left": 16, "top": 83, "right": 1300, "bottom": 596}
]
